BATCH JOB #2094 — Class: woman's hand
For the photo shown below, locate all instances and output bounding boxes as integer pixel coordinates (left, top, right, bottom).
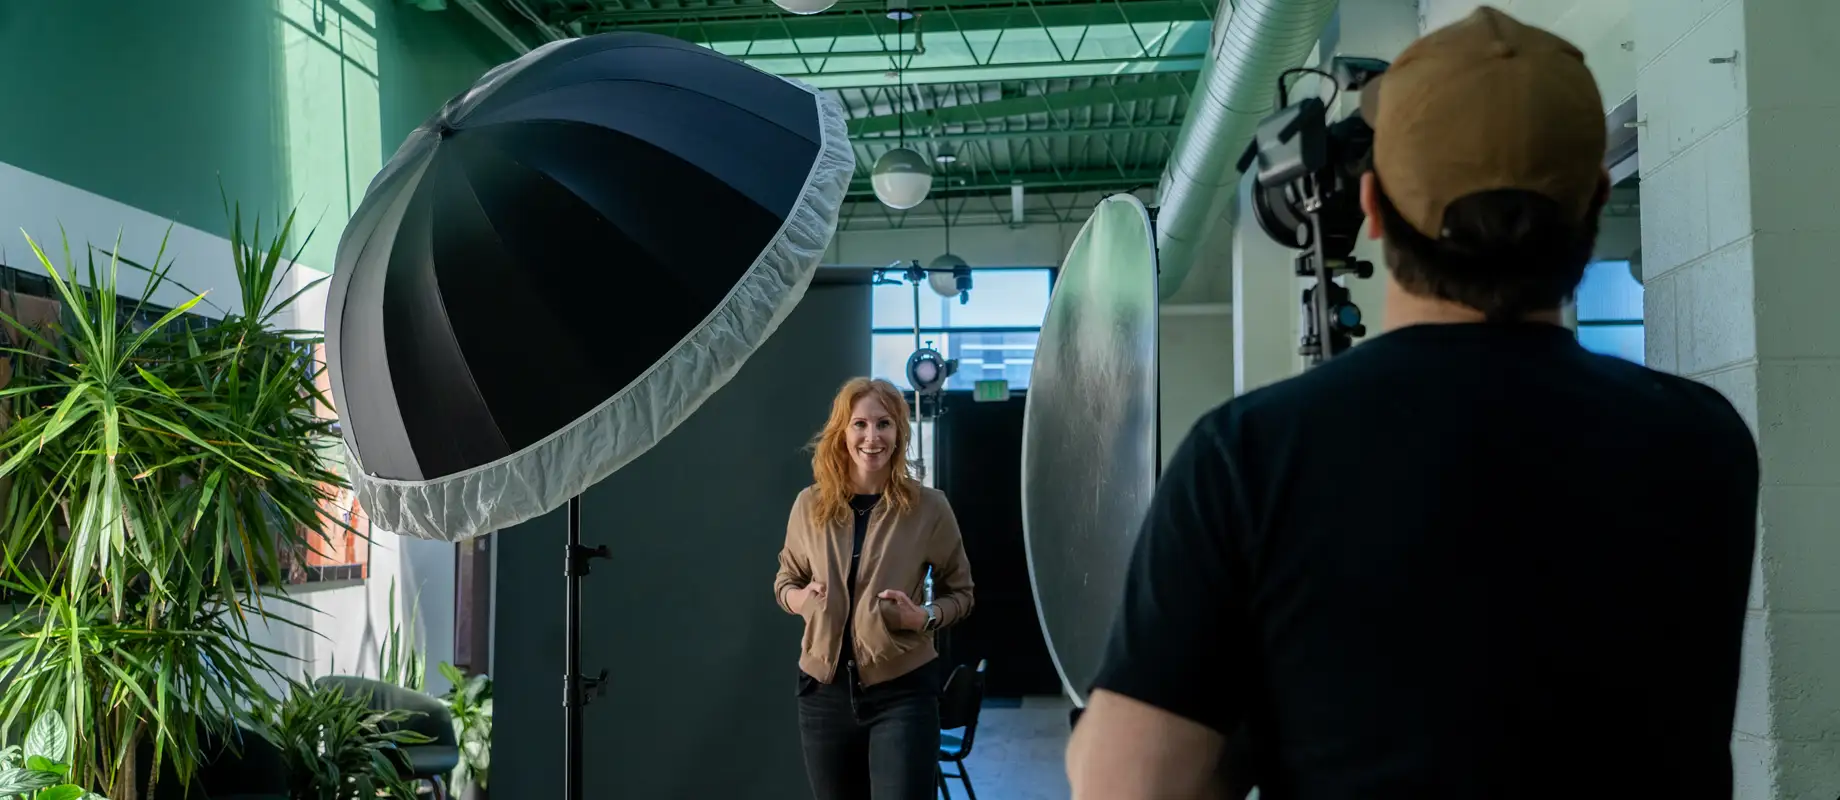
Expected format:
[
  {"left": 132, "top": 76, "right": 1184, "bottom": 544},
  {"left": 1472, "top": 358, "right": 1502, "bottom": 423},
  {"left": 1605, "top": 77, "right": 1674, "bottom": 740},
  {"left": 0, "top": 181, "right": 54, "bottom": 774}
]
[
  {"left": 788, "top": 582, "right": 826, "bottom": 614},
  {"left": 877, "top": 589, "right": 928, "bottom": 631}
]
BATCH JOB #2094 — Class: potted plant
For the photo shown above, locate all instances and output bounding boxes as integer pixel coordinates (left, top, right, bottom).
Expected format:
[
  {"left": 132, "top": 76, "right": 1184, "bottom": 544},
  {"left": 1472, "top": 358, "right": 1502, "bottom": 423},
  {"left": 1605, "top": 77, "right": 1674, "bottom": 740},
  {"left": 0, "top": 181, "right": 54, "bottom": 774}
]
[
  {"left": 436, "top": 663, "right": 491, "bottom": 800},
  {"left": 0, "top": 711, "right": 110, "bottom": 799},
  {"left": 261, "top": 680, "right": 428, "bottom": 800},
  {"left": 0, "top": 206, "right": 345, "bottom": 800}
]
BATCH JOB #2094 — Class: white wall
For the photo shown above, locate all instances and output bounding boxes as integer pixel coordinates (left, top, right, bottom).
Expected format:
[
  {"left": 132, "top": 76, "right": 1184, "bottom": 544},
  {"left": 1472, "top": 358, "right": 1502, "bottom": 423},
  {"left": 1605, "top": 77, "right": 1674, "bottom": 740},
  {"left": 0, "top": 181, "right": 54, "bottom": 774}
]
[
  {"left": 827, "top": 219, "right": 1082, "bottom": 268},
  {"left": 1159, "top": 306, "right": 1234, "bottom": 464},
  {"left": 0, "top": 162, "right": 260, "bottom": 316},
  {"left": 4, "top": 161, "right": 456, "bottom": 696},
  {"left": 1634, "top": 0, "right": 1840, "bottom": 794}
]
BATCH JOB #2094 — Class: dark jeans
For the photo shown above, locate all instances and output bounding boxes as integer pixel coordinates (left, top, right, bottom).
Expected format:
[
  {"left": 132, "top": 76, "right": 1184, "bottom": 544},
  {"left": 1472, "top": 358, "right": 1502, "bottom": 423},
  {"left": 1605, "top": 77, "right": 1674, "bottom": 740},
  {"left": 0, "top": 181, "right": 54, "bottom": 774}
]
[{"left": 797, "top": 660, "right": 941, "bottom": 800}]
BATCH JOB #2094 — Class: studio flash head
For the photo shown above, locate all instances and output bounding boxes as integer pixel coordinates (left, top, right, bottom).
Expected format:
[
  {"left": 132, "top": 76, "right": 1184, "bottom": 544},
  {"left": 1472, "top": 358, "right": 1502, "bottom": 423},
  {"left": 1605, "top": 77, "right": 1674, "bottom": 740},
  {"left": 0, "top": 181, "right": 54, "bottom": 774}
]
[{"left": 1236, "top": 56, "right": 1390, "bottom": 365}]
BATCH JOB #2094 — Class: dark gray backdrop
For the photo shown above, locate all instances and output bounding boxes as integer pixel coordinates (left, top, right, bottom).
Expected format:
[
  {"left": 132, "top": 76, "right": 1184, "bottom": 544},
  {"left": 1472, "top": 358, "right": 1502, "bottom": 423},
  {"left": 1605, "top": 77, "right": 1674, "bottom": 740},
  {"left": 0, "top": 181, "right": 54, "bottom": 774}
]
[{"left": 493, "top": 276, "right": 871, "bottom": 799}]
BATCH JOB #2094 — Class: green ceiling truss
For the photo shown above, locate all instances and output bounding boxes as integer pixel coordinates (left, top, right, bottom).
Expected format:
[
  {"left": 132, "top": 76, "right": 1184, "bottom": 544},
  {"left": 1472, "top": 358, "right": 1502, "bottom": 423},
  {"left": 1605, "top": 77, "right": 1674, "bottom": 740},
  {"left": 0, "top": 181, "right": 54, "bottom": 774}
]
[{"left": 525, "top": 0, "right": 1219, "bottom": 203}]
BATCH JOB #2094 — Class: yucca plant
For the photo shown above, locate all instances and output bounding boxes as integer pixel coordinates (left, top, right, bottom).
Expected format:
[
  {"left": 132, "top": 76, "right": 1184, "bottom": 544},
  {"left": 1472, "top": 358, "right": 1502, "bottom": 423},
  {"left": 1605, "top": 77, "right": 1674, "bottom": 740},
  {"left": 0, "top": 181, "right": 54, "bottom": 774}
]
[{"left": 0, "top": 205, "right": 345, "bottom": 800}]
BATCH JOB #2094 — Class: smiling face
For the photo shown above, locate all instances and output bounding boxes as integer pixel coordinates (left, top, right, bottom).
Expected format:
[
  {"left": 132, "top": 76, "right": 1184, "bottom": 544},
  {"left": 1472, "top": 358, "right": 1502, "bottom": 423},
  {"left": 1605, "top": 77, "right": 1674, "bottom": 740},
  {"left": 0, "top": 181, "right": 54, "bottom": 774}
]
[{"left": 847, "top": 394, "right": 896, "bottom": 485}]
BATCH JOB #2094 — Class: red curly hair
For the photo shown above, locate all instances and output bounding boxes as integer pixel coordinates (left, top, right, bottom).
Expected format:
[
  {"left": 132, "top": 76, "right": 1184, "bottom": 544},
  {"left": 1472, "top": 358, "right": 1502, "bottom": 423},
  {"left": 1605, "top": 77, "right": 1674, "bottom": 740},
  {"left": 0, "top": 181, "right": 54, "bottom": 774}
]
[{"left": 809, "top": 377, "right": 917, "bottom": 528}]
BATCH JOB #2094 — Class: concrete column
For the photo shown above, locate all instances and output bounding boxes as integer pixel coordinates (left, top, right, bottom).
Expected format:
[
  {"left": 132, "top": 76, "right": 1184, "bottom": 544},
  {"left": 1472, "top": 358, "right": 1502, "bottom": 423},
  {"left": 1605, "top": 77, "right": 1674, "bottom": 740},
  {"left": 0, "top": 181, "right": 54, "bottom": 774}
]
[
  {"left": 1230, "top": 0, "right": 1418, "bottom": 394},
  {"left": 1636, "top": 1, "right": 1840, "bottom": 796}
]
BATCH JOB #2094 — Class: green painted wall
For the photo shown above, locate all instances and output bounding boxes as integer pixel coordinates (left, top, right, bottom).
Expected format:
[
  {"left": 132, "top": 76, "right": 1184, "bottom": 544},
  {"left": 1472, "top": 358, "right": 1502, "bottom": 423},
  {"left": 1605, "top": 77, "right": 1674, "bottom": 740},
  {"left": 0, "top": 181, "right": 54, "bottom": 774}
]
[{"left": 0, "top": 0, "right": 513, "bottom": 268}]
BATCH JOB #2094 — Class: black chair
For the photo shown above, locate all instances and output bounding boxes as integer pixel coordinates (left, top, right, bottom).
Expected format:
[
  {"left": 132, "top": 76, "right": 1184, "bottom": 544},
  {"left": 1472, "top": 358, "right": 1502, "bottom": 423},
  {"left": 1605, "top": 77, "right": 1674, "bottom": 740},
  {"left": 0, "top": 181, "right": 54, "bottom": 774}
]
[
  {"left": 936, "top": 660, "right": 987, "bottom": 800},
  {"left": 316, "top": 676, "right": 459, "bottom": 800}
]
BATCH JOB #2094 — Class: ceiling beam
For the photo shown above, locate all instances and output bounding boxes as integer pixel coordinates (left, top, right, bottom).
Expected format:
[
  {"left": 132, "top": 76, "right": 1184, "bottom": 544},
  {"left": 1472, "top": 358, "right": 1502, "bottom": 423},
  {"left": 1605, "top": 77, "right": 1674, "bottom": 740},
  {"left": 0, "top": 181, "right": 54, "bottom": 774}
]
[
  {"left": 847, "top": 167, "right": 1161, "bottom": 196},
  {"left": 776, "top": 54, "right": 1204, "bottom": 89},
  {"left": 855, "top": 123, "right": 1183, "bottom": 142},
  {"left": 844, "top": 73, "right": 1193, "bottom": 135},
  {"left": 564, "top": 0, "right": 1213, "bottom": 42}
]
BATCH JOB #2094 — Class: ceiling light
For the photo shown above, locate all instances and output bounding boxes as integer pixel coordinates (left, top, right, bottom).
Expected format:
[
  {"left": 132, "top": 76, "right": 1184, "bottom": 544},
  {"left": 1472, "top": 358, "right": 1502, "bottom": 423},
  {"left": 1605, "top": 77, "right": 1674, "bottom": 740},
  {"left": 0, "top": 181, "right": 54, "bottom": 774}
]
[
  {"left": 872, "top": 147, "right": 933, "bottom": 210},
  {"left": 772, "top": 0, "right": 840, "bottom": 15}
]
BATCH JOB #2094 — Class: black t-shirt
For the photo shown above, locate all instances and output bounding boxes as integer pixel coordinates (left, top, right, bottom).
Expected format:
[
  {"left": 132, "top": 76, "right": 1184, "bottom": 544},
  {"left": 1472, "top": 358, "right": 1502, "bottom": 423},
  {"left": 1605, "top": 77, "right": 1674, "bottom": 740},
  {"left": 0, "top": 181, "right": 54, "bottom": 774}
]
[
  {"left": 1091, "top": 323, "right": 1759, "bottom": 799},
  {"left": 839, "top": 493, "right": 880, "bottom": 670}
]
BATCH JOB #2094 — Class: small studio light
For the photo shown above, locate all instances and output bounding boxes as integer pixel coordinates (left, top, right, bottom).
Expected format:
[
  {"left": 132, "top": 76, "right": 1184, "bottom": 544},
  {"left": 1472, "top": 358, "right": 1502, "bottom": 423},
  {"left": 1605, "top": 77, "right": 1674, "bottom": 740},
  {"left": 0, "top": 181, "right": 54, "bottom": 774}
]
[{"left": 906, "top": 347, "right": 955, "bottom": 395}]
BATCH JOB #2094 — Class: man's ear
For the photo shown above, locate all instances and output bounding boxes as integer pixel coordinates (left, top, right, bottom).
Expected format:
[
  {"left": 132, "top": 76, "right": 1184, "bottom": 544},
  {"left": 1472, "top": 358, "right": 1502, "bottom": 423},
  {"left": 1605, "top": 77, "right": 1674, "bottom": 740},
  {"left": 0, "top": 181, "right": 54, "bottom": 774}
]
[
  {"left": 1595, "top": 168, "right": 1613, "bottom": 208},
  {"left": 1360, "top": 172, "right": 1383, "bottom": 240}
]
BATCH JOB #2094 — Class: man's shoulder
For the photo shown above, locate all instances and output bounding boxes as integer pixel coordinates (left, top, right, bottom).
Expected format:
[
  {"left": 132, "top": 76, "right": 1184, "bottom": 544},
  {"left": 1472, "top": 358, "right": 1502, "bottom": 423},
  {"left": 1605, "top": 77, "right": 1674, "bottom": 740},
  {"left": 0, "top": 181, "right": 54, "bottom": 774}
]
[
  {"left": 1188, "top": 335, "right": 1755, "bottom": 456},
  {"left": 1579, "top": 355, "right": 1756, "bottom": 451}
]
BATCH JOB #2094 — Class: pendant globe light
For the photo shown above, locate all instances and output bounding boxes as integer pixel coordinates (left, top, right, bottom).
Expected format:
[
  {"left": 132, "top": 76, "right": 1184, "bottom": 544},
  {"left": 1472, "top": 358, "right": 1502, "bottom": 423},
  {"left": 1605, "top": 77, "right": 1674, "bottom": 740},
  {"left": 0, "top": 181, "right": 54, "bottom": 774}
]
[
  {"left": 928, "top": 187, "right": 971, "bottom": 300},
  {"left": 872, "top": 14, "right": 932, "bottom": 209},
  {"left": 771, "top": 0, "right": 839, "bottom": 14}
]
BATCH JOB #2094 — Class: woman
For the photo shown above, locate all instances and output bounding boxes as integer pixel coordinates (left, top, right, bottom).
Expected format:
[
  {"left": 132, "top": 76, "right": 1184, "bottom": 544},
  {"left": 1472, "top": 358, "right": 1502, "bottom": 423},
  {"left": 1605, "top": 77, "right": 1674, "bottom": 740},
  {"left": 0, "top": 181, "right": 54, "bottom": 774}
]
[{"left": 774, "top": 377, "right": 976, "bottom": 800}]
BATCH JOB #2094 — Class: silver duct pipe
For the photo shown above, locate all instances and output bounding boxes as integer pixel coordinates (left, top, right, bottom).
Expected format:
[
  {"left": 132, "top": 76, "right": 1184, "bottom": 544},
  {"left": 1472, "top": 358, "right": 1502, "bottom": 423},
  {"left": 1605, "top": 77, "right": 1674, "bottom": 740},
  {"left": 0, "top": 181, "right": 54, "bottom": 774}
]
[{"left": 1154, "top": 0, "right": 1340, "bottom": 299}]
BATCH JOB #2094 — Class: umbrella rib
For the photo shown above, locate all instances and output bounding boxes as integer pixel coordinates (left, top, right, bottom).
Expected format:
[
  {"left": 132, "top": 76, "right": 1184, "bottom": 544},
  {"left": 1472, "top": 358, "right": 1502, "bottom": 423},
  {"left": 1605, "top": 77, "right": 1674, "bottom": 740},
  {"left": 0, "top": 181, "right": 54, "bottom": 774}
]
[
  {"left": 464, "top": 117, "right": 778, "bottom": 272},
  {"left": 425, "top": 175, "right": 517, "bottom": 454},
  {"left": 474, "top": 77, "right": 823, "bottom": 145}
]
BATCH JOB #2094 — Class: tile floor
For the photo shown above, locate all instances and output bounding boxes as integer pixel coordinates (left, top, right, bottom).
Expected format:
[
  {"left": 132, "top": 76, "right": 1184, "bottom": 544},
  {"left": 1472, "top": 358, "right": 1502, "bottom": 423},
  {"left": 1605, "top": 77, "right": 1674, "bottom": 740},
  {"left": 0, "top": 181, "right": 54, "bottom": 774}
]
[{"left": 941, "top": 696, "right": 1073, "bottom": 800}]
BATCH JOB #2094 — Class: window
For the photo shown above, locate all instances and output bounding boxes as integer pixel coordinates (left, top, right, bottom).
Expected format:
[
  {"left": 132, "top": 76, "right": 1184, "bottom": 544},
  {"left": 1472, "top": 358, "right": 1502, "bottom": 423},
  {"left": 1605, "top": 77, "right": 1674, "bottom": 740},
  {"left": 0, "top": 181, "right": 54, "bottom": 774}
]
[
  {"left": 1575, "top": 260, "right": 1644, "bottom": 364},
  {"left": 871, "top": 331, "right": 1041, "bottom": 392},
  {"left": 871, "top": 268, "right": 1052, "bottom": 488},
  {"left": 870, "top": 268, "right": 1052, "bottom": 391}
]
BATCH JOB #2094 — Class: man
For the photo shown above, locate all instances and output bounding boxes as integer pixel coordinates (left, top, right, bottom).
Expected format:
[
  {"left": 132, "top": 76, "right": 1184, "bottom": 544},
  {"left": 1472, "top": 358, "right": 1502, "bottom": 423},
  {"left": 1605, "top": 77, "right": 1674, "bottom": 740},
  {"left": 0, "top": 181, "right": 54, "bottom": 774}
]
[{"left": 1066, "top": 7, "right": 1759, "bottom": 799}]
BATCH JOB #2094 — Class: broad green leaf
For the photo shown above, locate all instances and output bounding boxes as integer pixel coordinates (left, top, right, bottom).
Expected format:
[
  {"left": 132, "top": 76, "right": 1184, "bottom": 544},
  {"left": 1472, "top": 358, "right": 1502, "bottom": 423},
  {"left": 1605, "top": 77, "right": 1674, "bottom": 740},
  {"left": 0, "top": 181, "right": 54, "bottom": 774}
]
[
  {"left": 37, "top": 783, "right": 86, "bottom": 800},
  {"left": 0, "top": 765, "right": 59, "bottom": 795},
  {"left": 23, "top": 711, "right": 67, "bottom": 762}
]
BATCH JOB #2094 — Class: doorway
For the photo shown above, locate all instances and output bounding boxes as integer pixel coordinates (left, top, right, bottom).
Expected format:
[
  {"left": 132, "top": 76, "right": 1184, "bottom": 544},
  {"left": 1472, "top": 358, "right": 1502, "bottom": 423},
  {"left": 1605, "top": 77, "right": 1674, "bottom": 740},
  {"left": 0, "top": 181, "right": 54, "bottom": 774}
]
[{"left": 933, "top": 391, "right": 1061, "bottom": 699}]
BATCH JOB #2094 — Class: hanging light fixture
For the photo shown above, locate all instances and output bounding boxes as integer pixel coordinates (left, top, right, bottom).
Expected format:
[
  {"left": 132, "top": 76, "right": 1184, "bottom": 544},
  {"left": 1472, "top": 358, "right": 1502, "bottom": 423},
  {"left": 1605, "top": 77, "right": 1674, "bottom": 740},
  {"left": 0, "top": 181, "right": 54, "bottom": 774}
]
[
  {"left": 771, "top": 0, "right": 839, "bottom": 15},
  {"left": 873, "top": 149, "right": 932, "bottom": 209},
  {"left": 872, "top": 12, "right": 932, "bottom": 210},
  {"left": 927, "top": 188, "right": 971, "bottom": 301}
]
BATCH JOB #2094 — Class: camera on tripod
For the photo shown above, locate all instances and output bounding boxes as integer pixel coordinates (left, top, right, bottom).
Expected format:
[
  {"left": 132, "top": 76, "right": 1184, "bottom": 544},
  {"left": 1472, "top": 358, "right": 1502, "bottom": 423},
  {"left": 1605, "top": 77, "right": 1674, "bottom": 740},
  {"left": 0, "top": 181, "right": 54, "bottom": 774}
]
[{"left": 1236, "top": 56, "right": 1391, "bottom": 365}]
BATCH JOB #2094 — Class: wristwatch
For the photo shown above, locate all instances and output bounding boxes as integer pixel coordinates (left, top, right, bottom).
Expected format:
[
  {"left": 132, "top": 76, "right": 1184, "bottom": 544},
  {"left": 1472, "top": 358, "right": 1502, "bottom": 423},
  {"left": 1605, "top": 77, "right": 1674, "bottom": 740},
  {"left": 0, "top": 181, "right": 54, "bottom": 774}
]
[{"left": 922, "top": 603, "right": 940, "bottom": 632}]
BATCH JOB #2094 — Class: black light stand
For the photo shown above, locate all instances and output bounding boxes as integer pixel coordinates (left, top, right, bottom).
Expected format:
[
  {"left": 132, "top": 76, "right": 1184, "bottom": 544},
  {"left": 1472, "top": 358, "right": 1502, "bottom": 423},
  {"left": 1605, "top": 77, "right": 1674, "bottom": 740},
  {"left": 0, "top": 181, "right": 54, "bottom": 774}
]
[
  {"left": 563, "top": 495, "right": 609, "bottom": 800},
  {"left": 1292, "top": 180, "right": 1373, "bottom": 366}
]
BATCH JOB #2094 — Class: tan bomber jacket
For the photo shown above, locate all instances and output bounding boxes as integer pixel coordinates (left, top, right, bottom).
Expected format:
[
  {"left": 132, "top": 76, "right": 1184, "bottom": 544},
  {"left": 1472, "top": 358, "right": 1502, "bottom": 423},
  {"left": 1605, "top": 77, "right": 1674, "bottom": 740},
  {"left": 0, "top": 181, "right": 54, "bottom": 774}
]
[{"left": 773, "top": 483, "right": 975, "bottom": 686}]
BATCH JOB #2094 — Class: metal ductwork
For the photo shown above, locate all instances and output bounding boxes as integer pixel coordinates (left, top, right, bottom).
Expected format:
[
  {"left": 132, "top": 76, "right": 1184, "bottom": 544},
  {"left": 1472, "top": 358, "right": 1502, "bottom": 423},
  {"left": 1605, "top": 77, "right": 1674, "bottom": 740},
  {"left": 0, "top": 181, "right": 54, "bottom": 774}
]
[
  {"left": 455, "top": 0, "right": 533, "bottom": 54},
  {"left": 1154, "top": 0, "right": 1340, "bottom": 300}
]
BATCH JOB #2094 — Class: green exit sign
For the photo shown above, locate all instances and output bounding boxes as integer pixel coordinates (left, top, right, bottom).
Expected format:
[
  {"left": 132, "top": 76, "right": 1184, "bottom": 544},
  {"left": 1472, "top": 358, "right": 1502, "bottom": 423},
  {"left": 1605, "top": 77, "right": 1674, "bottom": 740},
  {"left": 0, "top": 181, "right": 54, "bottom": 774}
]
[{"left": 973, "top": 379, "right": 1010, "bottom": 402}]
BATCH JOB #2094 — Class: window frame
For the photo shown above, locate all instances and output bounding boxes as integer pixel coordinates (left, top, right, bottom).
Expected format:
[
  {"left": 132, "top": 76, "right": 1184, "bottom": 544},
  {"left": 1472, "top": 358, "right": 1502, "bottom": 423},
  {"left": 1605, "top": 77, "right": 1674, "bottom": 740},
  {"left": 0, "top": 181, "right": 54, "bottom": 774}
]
[
  {"left": 870, "top": 266, "right": 1057, "bottom": 394},
  {"left": 1573, "top": 260, "right": 1645, "bottom": 364}
]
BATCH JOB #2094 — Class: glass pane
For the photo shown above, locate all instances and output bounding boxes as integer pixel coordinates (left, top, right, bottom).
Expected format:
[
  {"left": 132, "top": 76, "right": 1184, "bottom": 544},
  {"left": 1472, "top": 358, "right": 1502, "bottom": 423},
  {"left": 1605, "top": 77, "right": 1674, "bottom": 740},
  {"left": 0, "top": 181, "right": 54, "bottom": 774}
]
[
  {"left": 872, "top": 279, "right": 943, "bottom": 330},
  {"left": 872, "top": 331, "right": 1041, "bottom": 390},
  {"left": 1576, "top": 260, "right": 1644, "bottom": 322},
  {"left": 1578, "top": 324, "right": 1646, "bottom": 364},
  {"left": 872, "top": 269, "right": 1052, "bottom": 330},
  {"left": 871, "top": 332, "right": 920, "bottom": 390},
  {"left": 944, "top": 330, "right": 1039, "bottom": 390}
]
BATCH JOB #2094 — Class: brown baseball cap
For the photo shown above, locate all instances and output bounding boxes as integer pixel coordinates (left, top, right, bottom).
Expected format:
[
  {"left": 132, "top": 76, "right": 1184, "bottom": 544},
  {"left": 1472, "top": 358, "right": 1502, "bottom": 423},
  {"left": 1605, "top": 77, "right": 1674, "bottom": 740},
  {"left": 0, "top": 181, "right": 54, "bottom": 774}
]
[{"left": 1360, "top": 6, "right": 1607, "bottom": 239}]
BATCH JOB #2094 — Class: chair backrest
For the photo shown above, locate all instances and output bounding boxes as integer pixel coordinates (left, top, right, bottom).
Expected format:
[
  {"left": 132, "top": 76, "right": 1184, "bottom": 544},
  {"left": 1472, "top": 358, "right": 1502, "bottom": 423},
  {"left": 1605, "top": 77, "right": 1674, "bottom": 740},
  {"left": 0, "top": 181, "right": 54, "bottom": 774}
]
[{"left": 938, "top": 659, "right": 988, "bottom": 752}]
